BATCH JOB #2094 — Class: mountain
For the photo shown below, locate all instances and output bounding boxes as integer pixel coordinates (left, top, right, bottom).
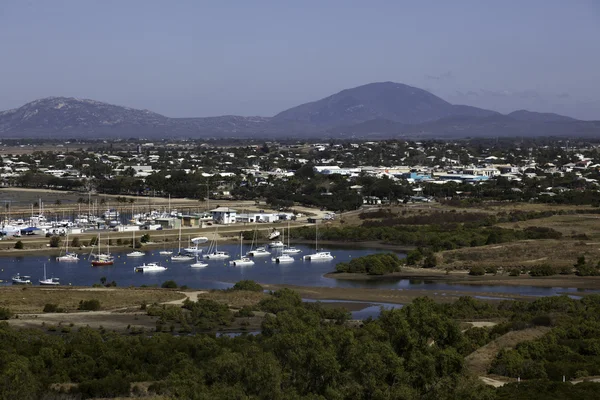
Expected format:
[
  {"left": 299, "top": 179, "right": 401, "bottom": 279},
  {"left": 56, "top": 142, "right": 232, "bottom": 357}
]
[
  {"left": 0, "top": 83, "right": 597, "bottom": 139},
  {"left": 507, "top": 110, "right": 577, "bottom": 123},
  {"left": 273, "top": 82, "right": 498, "bottom": 127}
]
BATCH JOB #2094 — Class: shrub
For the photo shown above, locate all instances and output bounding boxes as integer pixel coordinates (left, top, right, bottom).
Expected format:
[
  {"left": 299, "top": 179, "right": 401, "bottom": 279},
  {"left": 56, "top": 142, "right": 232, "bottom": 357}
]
[
  {"left": 509, "top": 268, "right": 521, "bottom": 276},
  {"left": 14, "top": 240, "right": 24, "bottom": 250},
  {"left": 469, "top": 266, "right": 486, "bottom": 276},
  {"left": 161, "top": 280, "right": 178, "bottom": 289},
  {"left": 43, "top": 303, "right": 63, "bottom": 313},
  {"left": 0, "top": 307, "right": 13, "bottom": 320},
  {"left": 232, "top": 280, "right": 263, "bottom": 292},
  {"left": 140, "top": 233, "right": 150, "bottom": 243},
  {"left": 422, "top": 254, "right": 437, "bottom": 269},
  {"left": 49, "top": 236, "right": 61, "bottom": 248},
  {"left": 529, "top": 264, "right": 556, "bottom": 277},
  {"left": 71, "top": 237, "right": 81, "bottom": 248},
  {"left": 485, "top": 266, "right": 498, "bottom": 275},
  {"left": 236, "top": 306, "right": 255, "bottom": 318},
  {"left": 78, "top": 299, "right": 101, "bottom": 311}
]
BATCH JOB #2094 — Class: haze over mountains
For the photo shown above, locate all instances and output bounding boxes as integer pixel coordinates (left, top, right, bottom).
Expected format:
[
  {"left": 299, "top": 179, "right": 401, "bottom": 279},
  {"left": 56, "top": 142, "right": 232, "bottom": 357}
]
[{"left": 1, "top": 82, "right": 598, "bottom": 139}]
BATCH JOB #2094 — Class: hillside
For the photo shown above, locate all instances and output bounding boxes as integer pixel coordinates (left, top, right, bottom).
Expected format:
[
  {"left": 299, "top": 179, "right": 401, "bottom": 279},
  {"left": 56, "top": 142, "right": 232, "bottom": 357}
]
[{"left": 0, "top": 83, "right": 597, "bottom": 139}]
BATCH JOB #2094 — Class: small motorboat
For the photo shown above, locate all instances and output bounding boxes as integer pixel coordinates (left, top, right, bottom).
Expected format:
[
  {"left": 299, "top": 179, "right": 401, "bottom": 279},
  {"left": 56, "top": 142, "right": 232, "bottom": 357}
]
[
  {"left": 303, "top": 252, "right": 334, "bottom": 261},
  {"left": 127, "top": 251, "right": 145, "bottom": 258},
  {"left": 134, "top": 263, "right": 167, "bottom": 273},
  {"left": 272, "top": 254, "right": 294, "bottom": 263},
  {"left": 12, "top": 273, "right": 31, "bottom": 285},
  {"left": 203, "top": 251, "right": 230, "bottom": 260},
  {"left": 171, "top": 253, "right": 195, "bottom": 262},
  {"left": 246, "top": 247, "right": 270, "bottom": 257}
]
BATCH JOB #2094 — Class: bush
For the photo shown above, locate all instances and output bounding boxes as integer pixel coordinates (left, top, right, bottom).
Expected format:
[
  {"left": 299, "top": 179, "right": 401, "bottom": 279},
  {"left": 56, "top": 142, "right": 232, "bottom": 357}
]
[
  {"left": 422, "top": 254, "right": 437, "bottom": 269},
  {"left": 508, "top": 268, "right": 521, "bottom": 276},
  {"left": 14, "top": 240, "right": 24, "bottom": 250},
  {"left": 485, "top": 266, "right": 498, "bottom": 275},
  {"left": 335, "top": 253, "right": 401, "bottom": 275},
  {"left": 78, "top": 299, "right": 101, "bottom": 311},
  {"left": 49, "top": 236, "right": 61, "bottom": 248},
  {"left": 469, "top": 266, "right": 486, "bottom": 276},
  {"left": 43, "top": 303, "right": 63, "bottom": 313},
  {"left": 232, "top": 280, "right": 263, "bottom": 292},
  {"left": 0, "top": 307, "right": 13, "bottom": 320},
  {"left": 161, "top": 280, "right": 178, "bottom": 289},
  {"left": 528, "top": 264, "right": 556, "bottom": 277},
  {"left": 236, "top": 306, "right": 255, "bottom": 318},
  {"left": 140, "top": 233, "right": 150, "bottom": 243},
  {"left": 71, "top": 237, "right": 81, "bottom": 248}
]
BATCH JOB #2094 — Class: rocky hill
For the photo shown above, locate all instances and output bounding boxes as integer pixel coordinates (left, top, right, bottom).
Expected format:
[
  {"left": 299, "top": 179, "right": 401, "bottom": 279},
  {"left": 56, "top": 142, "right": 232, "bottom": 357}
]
[{"left": 1, "top": 84, "right": 597, "bottom": 139}]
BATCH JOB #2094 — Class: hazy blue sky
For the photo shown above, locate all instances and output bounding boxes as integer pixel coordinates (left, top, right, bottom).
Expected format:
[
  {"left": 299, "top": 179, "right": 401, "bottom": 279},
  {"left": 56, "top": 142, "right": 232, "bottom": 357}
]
[{"left": 1, "top": 0, "right": 599, "bottom": 119}]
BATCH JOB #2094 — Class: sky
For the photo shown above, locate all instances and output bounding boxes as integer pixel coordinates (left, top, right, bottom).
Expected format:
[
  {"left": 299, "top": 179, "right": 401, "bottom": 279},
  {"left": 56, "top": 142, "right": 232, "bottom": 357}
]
[{"left": 1, "top": 0, "right": 599, "bottom": 119}]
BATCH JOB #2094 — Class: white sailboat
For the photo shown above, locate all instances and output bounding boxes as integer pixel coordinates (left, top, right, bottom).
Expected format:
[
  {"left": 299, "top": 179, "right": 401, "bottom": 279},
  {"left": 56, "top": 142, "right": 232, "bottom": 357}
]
[
  {"left": 282, "top": 221, "right": 301, "bottom": 254},
  {"left": 56, "top": 232, "right": 79, "bottom": 262},
  {"left": 230, "top": 234, "right": 254, "bottom": 267},
  {"left": 273, "top": 227, "right": 294, "bottom": 263},
  {"left": 190, "top": 254, "right": 208, "bottom": 268},
  {"left": 303, "top": 221, "right": 333, "bottom": 261},
  {"left": 268, "top": 229, "right": 281, "bottom": 240},
  {"left": 246, "top": 224, "right": 271, "bottom": 257},
  {"left": 12, "top": 273, "right": 31, "bottom": 285},
  {"left": 203, "top": 227, "right": 230, "bottom": 260},
  {"left": 159, "top": 229, "right": 173, "bottom": 255},
  {"left": 126, "top": 229, "right": 145, "bottom": 257},
  {"left": 39, "top": 263, "right": 60, "bottom": 286},
  {"left": 171, "top": 224, "right": 194, "bottom": 261}
]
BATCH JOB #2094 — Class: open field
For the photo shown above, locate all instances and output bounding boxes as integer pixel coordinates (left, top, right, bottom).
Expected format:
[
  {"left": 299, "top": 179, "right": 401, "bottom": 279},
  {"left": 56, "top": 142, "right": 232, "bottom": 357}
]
[
  {"left": 496, "top": 213, "right": 600, "bottom": 240},
  {"left": 0, "top": 286, "right": 185, "bottom": 313}
]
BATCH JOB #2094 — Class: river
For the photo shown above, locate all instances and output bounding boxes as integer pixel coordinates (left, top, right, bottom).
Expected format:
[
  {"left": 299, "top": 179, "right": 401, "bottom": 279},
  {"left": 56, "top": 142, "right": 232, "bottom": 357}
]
[{"left": 1, "top": 243, "right": 594, "bottom": 297}]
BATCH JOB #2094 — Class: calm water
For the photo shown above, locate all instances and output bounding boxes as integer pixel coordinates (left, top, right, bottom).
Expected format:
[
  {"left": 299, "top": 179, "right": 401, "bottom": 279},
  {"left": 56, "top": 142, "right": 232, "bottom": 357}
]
[{"left": 1, "top": 243, "right": 595, "bottom": 297}]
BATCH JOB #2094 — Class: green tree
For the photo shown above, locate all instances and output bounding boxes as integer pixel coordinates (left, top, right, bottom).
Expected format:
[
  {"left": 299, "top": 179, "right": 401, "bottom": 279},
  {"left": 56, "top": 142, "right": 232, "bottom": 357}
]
[
  {"left": 49, "top": 236, "right": 61, "bottom": 248},
  {"left": 14, "top": 240, "right": 24, "bottom": 250}
]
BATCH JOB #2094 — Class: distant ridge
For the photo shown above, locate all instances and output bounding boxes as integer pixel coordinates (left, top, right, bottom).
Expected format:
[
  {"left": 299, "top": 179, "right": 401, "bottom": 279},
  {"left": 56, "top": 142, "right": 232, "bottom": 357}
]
[{"left": 0, "top": 83, "right": 597, "bottom": 139}]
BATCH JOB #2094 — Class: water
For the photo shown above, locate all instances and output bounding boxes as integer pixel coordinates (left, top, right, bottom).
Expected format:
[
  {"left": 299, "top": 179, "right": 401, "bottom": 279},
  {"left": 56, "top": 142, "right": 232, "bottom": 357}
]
[
  {"left": 303, "top": 298, "right": 404, "bottom": 320},
  {"left": 0, "top": 243, "right": 596, "bottom": 297}
]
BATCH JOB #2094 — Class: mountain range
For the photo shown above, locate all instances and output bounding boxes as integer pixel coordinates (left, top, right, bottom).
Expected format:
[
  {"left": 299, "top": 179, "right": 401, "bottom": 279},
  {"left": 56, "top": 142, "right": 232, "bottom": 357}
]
[{"left": 1, "top": 82, "right": 599, "bottom": 139}]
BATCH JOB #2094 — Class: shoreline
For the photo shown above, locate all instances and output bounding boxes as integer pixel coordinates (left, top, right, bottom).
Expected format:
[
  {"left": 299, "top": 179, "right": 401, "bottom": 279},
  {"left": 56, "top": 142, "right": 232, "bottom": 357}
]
[{"left": 324, "top": 269, "right": 600, "bottom": 290}]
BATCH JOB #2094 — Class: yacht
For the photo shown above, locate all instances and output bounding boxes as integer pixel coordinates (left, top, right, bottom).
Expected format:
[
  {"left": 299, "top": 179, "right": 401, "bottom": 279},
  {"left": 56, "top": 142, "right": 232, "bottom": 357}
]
[
  {"left": 190, "top": 256, "right": 208, "bottom": 268},
  {"left": 56, "top": 232, "right": 79, "bottom": 262},
  {"left": 12, "top": 274, "right": 31, "bottom": 285},
  {"left": 273, "top": 254, "right": 294, "bottom": 263},
  {"left": 229, "top": 235, "right": 255, "bottom": 267},
  {"left": 203, "top": 227, "right": 230, "bottom": 260},
  {"left": 90, "top": 234, "right": 114, "bottom": 266},
  {"left": 268, "top": 229, "right": 281, "bottom": 240},
  {"left": 269, "top": 240, "right": 285, "bottom": 248},
  {"left": 190, "top": 236, "right": 209, "bottom": 244},
  {"left": 247, "top": 247, "right": 271, "bottom": 257},
  {"left": 134, "top": 263, "right": 167, "bottom": 273},
  {"left": 302, "top": 222, "right": 333, "bottom": 261},
  {"left": 39, "top": 264, "right": 60, "bottom": 286},
  {"left": 126, "top": 230, "right": 145, "bottom": 257},
  {"left": 159, "top": 250, "right": 173, "bottom": 256},
  {"left": 172, "top": 253, "right": 195, "bottom": 262},
  {"left": 172, "top": 224, "right": 195, "bottom": 261},
  {"left": 303, "top": 251, "right": 333, "bottom": 261},
  {"left": 204, "top": 251, "right": 230, "bottom": 260},
  {"left": 282, "top": 224, "right": 301, "bottom": 254}
]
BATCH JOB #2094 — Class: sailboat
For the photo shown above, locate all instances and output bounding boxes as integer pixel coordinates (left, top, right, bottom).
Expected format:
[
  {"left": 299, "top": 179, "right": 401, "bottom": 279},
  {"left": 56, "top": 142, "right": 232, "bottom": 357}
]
[
  {"left": 56, "top": 232, "right": 79, "bottom": 262},
  {"left": 39, "top": 263, "right": 60, "bottom": 285},
  {"left": 91, "top": 234, "right": 114, "bottom": 266},
  {"left": 171, "top": 224, "right": 194, "bottom": 261},
  {"left": 159, "top": 229, "right": 173, "bottom": 256},
  {"left": 230, "top": 234, "right": 254, "bottom": 266},
  {"left": 273, "top": 227, "right": 294, "bottom": 263},
  {"left": 246, "top": 223, "right": 271, "bottom": 257},
  {"left": 203, "top": 227, "right": 230, "bottom": 260},
  {"left": 12, "top": 273, "right": 32, "bottom": 285},
  {"left": 190, "top": 254, "right": 208, "bottom": 268},
  {"left": 282, "top": 221, "right": 301, "bottom": 254},
  {"left": 127, "top": 229, "right": 145, "bottom": 257},
  {"left": 303, "top": 221, "right": 333, "bottom": 261},
  {"left": 268, "top": 228, "right": 281, "bottom": 240}
]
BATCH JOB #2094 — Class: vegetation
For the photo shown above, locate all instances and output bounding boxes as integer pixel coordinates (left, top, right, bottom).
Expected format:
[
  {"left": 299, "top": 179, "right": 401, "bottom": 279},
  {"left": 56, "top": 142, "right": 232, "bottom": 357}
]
[
  {"left": 13, "top": 240, "right": 24, "bottom": 250},
  {"left": 335, "top": 252, "right": 402, "bottom": 275},
  {"left": 0, "top": 307, "right": 13, "bottom": 320},
  {"left": 49, "top": 235, "right": 61, "bottom": 248},
  {"left": 231, "top": 280, "right": 263, "bottom": 292},
  {"left": 77, "top": 299, "right": 101, "bottom": 311},
  {"left": 161, "top": 280, "right": 178, "bottom": 289},
  {"left": 0, "top": 286, "right": 599, "bottom": 398}
]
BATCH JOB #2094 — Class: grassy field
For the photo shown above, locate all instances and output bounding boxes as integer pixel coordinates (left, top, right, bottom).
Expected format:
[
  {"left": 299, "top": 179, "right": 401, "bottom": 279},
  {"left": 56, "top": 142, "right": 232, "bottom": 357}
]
[
  {"left": 438, "top": 213, "right": 600, "bottom": 269},
  {"left": 0, "top": 287, "right": 185, "bottom": 313}
]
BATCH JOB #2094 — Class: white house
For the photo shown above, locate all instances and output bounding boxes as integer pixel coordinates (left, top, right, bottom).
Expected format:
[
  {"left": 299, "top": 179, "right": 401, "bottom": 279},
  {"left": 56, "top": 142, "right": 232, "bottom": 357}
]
[{"left": 210, "top": 207, "right": 237, "bottom": 224}]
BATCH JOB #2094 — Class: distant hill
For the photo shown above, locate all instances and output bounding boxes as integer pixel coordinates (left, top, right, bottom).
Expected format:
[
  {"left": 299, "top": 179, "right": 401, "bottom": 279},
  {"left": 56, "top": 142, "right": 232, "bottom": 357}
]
[
  {"left": 507, "top": 110, "right": 578, "bottom": 123},
  {"left": 0, "top": 84, "right": 597, "bottom": 139},
  {"left": 273, "top": 82, "right": 498, "bottom": 127}
]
